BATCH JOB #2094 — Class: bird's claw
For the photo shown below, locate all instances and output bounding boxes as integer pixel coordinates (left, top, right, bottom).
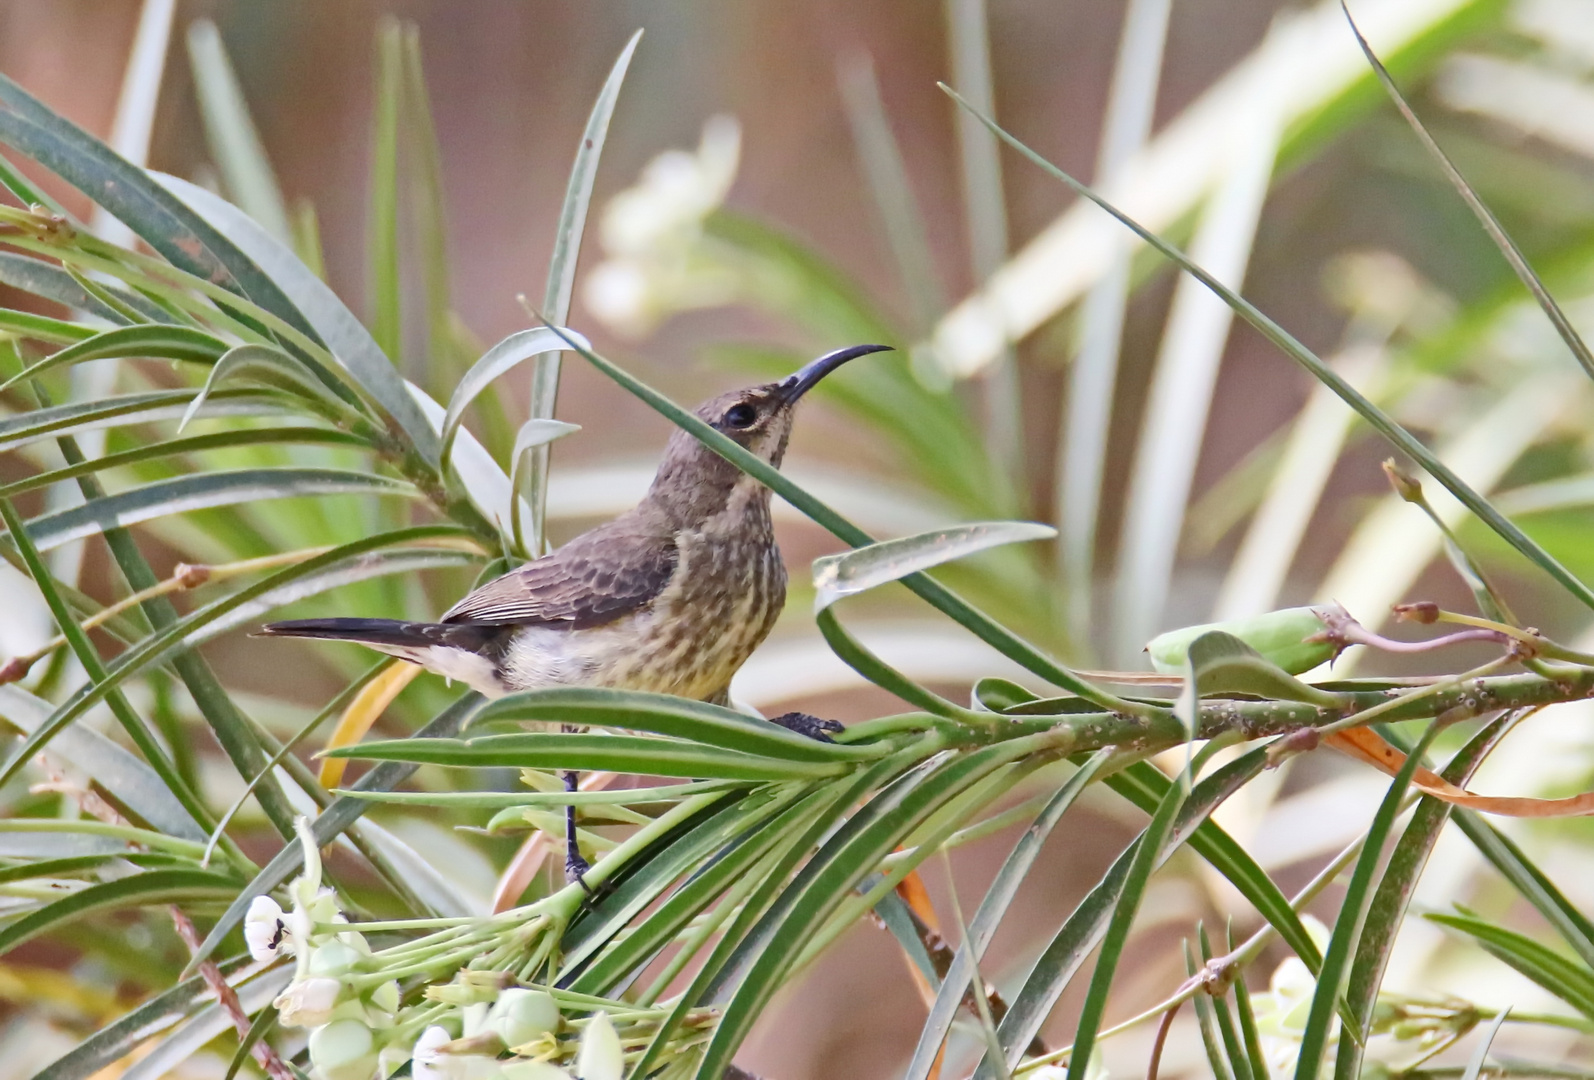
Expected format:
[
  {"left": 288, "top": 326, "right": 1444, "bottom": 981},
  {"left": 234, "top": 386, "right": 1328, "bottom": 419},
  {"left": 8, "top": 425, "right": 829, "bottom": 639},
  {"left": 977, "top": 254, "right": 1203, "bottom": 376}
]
[{"left": 769, "top": 711, "right": 845, "bottom": 743}]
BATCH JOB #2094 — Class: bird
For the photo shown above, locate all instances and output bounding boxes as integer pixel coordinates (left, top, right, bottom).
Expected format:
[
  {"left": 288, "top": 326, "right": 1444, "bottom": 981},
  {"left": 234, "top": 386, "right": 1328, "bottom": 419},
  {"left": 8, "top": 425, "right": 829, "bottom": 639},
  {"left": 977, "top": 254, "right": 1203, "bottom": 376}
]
[{"left": 259, "top": 343, "right": 892, "bottom": 885}]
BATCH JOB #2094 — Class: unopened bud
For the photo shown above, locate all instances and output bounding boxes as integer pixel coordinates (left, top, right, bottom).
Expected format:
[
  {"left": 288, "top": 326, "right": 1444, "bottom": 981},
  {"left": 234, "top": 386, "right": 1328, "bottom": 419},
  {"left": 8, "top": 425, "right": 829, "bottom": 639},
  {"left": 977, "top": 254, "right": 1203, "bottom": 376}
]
[
  {"left": 0, "top": 656, "right": 33, "bottom": 685},
  {"left": 309, "top": 1018, "right": 376, "bottom": 1080},
  {"left": 369, "top": 981, "right": 401, "bottom": 1015},
  {"left": 488, "top": 989, "right": 560, "bottom": 1050},
  {"left": 309, "top": 941, "right": 365, "bottom": 980},
  {"left": 1382, "top": 459, "right": 1424, "bottom": 504},
  {"left": 275, "top": 976, "right": 342, "bottom": 1028},
  {"left": 1392, "top": 601, "right": 1440, "bottom": 624},
  {"left": 575, "top": 1012, "right": 622, "bottom": 1080},
  {"left": 174, "top": 562, "right": 211, "bottom": 588},
  {"left": 1147, "top": 606, "right": 1338, "bottom": 675}
]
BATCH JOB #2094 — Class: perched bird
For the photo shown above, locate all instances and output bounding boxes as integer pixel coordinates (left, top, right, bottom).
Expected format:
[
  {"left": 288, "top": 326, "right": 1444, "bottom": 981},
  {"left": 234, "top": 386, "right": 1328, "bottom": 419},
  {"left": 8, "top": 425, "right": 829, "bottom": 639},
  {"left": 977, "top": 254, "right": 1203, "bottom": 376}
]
[{"left": 260, "top": 343, "right": 891, "bottom": 882}]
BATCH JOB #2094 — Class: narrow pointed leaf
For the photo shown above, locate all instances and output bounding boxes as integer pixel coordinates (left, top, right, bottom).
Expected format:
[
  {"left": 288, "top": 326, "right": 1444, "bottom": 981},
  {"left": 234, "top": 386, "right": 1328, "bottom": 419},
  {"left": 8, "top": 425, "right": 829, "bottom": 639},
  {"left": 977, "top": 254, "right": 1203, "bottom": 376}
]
[
  {"left": 185, "top": 21, "right": 291, "bottom": 241},
  {"left": 1173, "top": 632, "right": 1343, "bottom": 733},
  {"left": 440, "top": 327, "right": 587, "bottom": 473},
  {"left": 0, "top": 868, "right": 239, "bottom": 957},
  {"left": 813, "top": 520, "right": 1055, "bottom": 610},
  {"left": 178, "top": 342, "right": 357, "bottom": 431},
  {"left": 1, "top": 325, "right": 226, "bottom": 391},
  {"left": 1426, "top": 912, "right": 1594, "bottom": 1020}
]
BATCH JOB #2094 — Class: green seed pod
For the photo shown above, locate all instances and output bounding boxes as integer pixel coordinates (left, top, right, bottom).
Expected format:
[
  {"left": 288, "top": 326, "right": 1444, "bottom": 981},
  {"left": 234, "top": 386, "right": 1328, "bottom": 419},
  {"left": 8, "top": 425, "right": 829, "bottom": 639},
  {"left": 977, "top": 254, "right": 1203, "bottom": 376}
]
[
  {"left": 1146, "top": 606, "right": 1337, "bottom": 675},
  {"left": 309, "top": 1018, "right": 376, "bottom": 1080},
  {"left": 489, "top": 988, "right": 561, "bottom": 1050}
]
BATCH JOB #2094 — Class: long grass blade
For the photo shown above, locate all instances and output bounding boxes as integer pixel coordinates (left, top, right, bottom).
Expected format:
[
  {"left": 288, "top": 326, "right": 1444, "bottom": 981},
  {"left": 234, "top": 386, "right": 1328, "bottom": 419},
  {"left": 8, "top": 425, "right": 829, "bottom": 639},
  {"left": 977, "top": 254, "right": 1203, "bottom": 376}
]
[
  {"left": 525, "top": 30, "right": 642, "bottom": 554},
  {"left": 1342, "top": 2, "right": 1594, "bottom": 384},
  {"left": 368, "top": 19, "right": 404, "bottom": 371},
  {"left": 941, "top": 86, "right": 1594, "bottom": 614}
]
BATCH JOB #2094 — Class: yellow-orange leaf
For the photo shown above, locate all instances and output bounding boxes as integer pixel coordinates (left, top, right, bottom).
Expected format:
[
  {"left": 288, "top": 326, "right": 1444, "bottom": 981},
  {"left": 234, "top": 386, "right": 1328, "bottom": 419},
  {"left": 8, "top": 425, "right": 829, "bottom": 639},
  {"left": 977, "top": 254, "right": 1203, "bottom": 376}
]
[{"left": 318, "top": 661, "right": 420, "bottom": 788}]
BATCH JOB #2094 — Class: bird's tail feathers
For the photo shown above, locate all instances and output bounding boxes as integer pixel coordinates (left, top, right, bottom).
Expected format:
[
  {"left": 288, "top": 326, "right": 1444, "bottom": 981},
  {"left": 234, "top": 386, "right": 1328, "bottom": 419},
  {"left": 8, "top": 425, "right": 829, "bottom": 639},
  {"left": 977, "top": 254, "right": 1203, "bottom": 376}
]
[{"left": 256, "top": 617, "right": 485, "bottom": 653}]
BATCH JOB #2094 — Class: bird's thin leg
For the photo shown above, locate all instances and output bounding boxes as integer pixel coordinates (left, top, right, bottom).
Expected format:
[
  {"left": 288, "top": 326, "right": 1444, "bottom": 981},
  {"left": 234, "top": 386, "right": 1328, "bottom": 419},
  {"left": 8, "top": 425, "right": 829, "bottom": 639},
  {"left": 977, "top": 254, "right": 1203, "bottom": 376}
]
[{"left": 560, "top": 724, "right": 593, "bottom": 893}]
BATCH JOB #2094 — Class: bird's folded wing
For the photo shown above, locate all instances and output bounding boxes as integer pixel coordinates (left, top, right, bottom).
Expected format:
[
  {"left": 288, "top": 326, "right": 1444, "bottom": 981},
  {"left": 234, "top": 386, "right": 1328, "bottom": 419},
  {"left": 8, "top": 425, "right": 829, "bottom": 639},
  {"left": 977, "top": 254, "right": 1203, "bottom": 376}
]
[{"left": 442, "top": 527, "right": 679, "bottom": 629}]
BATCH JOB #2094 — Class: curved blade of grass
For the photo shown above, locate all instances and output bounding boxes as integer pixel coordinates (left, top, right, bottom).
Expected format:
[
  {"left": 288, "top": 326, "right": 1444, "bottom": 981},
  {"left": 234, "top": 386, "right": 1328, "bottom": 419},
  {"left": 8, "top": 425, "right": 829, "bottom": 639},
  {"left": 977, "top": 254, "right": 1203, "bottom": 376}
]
[
  {"left": 973, "top": 748, "right": 1271, "bottom": 1079},
  {"left": 698, "top": 735, "right": 1043, "bottom": 1079},
  {"left": 440, "top": 327, "right": 586, "bottom": 476},
  {"left": 1451, "top": 811, "right": 1594, "bottom": 968},
  {"left": 466, "top": 687, "right": 882, "bottom": 762},
  {"left": 1293, "top": 720, "right": 1444, "bottom": 1080},
  {"left": 904, "top": 749, "right": 1112, "bottom": 1080},
  {"left": 0, "top": 77, "right": 312, "bottom": 334},
  {"left": 0, "top": 306, "right": 97, "bottom": 345},
  {"left": 1460, "top": 1006, "right": 1511, "bottom": 1080},
  {"left": 628, "top": 753, "right": 917, "bottom": 1080},
  {"left": 330, "top": 732, "right": 846, "bottom": 782},
  {"left": 153, "top": 172, "right": 441, "bottom": 463},
  {"left": 0, "top": 388, "right": 290, "bottom": 455},
  {"left": 0, "top": 251, "right": 158, "bottom": 324},
  {"left": 812, "top": 520, "right": 1055, "bottom": 610},
  {"left": 0, "top": 684, "right": 205, "bottom": 842},
  {"left": 178, "top": 343, "right": 358, "bottom": 431},
  {"left": 941, "top": 85, "right": 1594, "bottom": 614},
  {"left": 15, "top": 468, "right": 416, "bottom": 552},
  {"left": 369, "top": 19, "right": 404, "bottom": 369},
  {"left": 1426, "top": 912, "right": 1594, "bottom": 1020},
  {"left": 0, "top": 427, "right": 368, "bottom": 501},
  {"left": 1, "top": 324, "right": 227, "bottom": 391},
  {"left": 185, "top": 690, "right": 479, "bottom": 976},
  {"left": 554, "top": 330, "right": 1149, "bottom": 715},
  {"left": 117, "top": 968, "right": 290, "bottom": 1080},
  {"left": 0, "top": 524, "right": 474, "bottom": 797},
  {"left": 33, "top": 954, "right": 256, "bottom": 1080},
  {"left": 0, "top": 868, "right": 239, "bottom": 957},
  {"left": 1335, "top": 714, "right": 1515, "bottom": 1078},
  {"left": 1342, "top": 3, "right": 1594, "bottom": 385},
  {"left": 525, "top": 29, "right": 641, "bottom": 552},
  {"left": 400, "top": 25, "right": 453, "bottom": 391},
  {"left": 507, "top": 418, "right": 580, "bottom": 553},
  {"left": 185, "top": 21, "right": 290, "bottom": 241}
]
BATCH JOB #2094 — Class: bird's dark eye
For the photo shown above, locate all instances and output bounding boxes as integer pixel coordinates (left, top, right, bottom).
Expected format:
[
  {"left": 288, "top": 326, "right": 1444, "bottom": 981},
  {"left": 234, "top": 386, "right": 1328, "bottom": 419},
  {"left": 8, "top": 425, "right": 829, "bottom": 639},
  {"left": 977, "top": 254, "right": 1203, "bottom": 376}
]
[{"left": 723, "top": 403, "right": 758, "bottom": 429}]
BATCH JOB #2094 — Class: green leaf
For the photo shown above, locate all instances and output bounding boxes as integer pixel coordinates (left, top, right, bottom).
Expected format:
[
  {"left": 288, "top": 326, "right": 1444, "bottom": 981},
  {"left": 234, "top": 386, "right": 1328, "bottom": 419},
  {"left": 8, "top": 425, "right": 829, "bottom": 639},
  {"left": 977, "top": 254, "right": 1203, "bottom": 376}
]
[
  {"left": 1294, "top": 721, "right": 1446, "bottom": 1080},
  {"left": 185, "top": 691, "right": 479, "bottom": 976},
  {"left": 177, "top": 343, "right": 359, "bottom": 431},
  {"left": 467, "top": 687, "right": 884, "bottom": 763},
  {"left": 0, "top": 427, "right": 371, "bottom": 502},
  {"left": 525, "top": 29, "right": 642, "bottom": 551},
  {"left": 1173, "top": 632, "right": 1343, "bottom": 733},
  {"left": 699, "top": 736, "right": 1043, "bottom": 1079},
  {"left": 1343, "top": 7, "right": 1594, "bottom": 386},
  {"left": 1335, "top": 715, "right": 1515, "bottom": 1078},
  {"left": 940, "top": 84, "right": 1594, "bottom": 614},
  {"left": 0, "top": 684, "right": 206, "bottom": 841},
  {"left": 1426, "top": 913, "right": 1594, "bottom": 1020},
  {"left": 329, "top": 732, "right": 847, "bottom": 782},
  {"left": 0, "top": 306, "right": 97, "bottom": 345},
  {"left": 399, "top": 24, "right": 454, "bottom": 390},
  {"left": 185, "top": 21, "right": 292, "bottom": 241},
  {"left": 1452, "top": 811, "right": 1594, "bottom": 969},
  {"left": 0, "top": 74, "right": 313, "bottom": 335},
  {"left": 0, "top": 251, "right": 160, "bottom": 324},
  {"left": 904, "top": 750, "right": 1111, "bottom": 1080},
  {"left": 368, "top": 19, "right": 404, "bottom": 368},
  {"left": 153, "top": 172, "right": 442, "bottom": 463},
  {"left": 0, "top": 868, "right": 239, "bottom": 957},
  {"left": 15, "top": 467, "right": 417, "bottom": 553},
  {"left": 1067, "top": 764, "right": 1189, "bottom": 1080},
  {"left": 812, "top": 520, "right": 1055, "bottom": 610},
  {"left": 33, "top": 955, "right": 257, "bottom": 1080},
  {"left": 0, "top": 324, "right": 228, "bottom": 392},
  {"left": 0, "top": 387, "right": 289, "bottom": 455},
  {"left": 440, "top": 327, "right": 586, "bottom": 477},
  {"left": 507, "top": 418, "right": 580, "bottom": 553}
]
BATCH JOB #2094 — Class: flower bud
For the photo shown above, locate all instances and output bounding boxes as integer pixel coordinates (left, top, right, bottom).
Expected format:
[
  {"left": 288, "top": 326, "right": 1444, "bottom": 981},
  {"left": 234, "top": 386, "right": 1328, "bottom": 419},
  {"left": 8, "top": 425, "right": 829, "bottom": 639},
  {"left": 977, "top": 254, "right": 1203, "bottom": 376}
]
[
  {"left": 1146, "top": 606, "right": 1337, "bottom": 676},
  {"left": 309, "top": 1018, "right": 376, "bottom": 1080},
  {"left": 575, "top": 1012, "right": 622, "bottom": 1080},
  {"left": 245, "top": 895, "right": 290, "bottom": 962},
  {"left": 369, "top": 981, "right": 401, "bottom": 1015},
  {"left": 309, "top": 941, "right": 365, "bottom": 979},
  {"left": 275, "top": 976, "right": 343, "bottom": 1028},
  {"left": 488, "top": 989, "right": 561, "bottom": 1050}
]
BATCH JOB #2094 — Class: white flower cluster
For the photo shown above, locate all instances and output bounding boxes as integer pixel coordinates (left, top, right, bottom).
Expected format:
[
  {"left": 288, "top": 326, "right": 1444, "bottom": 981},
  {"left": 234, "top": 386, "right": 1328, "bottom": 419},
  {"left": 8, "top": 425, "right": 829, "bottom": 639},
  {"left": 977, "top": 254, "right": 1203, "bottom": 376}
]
[
  {"left": 243, "top": 819, "right": 622, "bottom": 1080},
  {"left": 581, "top": 115, "right": 743, "bottom": 338}
]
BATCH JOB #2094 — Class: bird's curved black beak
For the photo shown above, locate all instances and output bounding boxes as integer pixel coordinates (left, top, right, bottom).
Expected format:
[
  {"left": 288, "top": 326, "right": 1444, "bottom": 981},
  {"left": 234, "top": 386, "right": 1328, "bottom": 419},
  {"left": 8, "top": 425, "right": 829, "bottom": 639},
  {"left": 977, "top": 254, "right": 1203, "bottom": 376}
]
[{"left": 776, "top": 343, "right": 893, "bottom": 403}]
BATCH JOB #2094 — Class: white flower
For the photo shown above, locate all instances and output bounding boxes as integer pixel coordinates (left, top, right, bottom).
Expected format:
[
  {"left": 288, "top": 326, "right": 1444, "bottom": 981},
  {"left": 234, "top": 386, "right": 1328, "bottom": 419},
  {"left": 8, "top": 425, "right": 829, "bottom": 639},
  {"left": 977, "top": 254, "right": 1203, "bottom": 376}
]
[
  {"left": 581, "top": 116, "right": 744, "bottom": 338},
  {"left": 245, "top": 895, "right": 290, "bottom": 962},
  {"left": 412, "top": 1026, "right": 455, "bottom": 1080},
  {"left": 488, "top": 988, "right": 560, "bottom": 1050},
  {"left": 574, "top": 1011, "right": 622, "bottom": 1080},
  {"left": 275, "top": 976, "right": 343, "bottom": 1029},
  {"left": 309, "top": 1018, "right": 377, "bottom": 1080}
]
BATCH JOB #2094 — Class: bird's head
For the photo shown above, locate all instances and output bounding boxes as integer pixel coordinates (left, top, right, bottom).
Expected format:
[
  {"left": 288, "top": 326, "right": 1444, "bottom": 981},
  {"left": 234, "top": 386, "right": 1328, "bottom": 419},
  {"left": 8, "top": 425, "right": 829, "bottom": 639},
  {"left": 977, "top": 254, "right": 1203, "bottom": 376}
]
[{"left": 647, "top": 343, "right": 892, "bottom": 523}]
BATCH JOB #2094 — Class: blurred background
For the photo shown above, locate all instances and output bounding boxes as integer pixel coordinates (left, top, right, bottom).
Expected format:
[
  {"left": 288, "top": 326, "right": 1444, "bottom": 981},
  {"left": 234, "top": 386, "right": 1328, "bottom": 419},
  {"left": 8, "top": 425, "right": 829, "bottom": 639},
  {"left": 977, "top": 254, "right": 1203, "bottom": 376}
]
[{"left": 6, "top": 0, "right": 1594, "bottom": 1076}]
